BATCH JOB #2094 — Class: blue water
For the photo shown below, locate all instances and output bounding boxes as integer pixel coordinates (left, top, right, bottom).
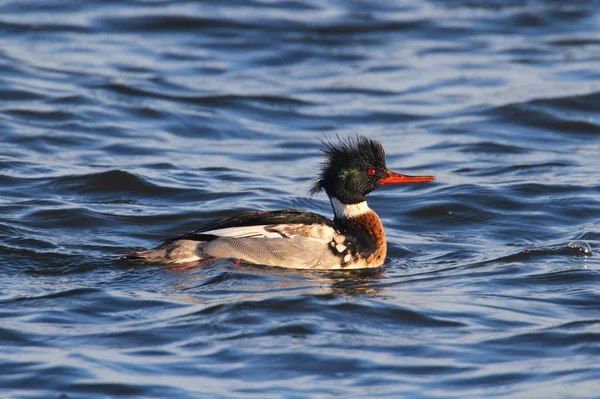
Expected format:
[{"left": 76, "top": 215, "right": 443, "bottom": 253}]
[{"left": 1, "top": 1, "right": 599, "bottom": 398}]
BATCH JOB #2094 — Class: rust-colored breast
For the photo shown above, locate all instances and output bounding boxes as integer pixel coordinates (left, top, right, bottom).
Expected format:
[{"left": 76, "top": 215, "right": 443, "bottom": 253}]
[
  {"left": 356, "top": 211, "right": 386, "bottom": 245},
  {"left": 340, "top": 210, "right": 387, "bottom": 267}
]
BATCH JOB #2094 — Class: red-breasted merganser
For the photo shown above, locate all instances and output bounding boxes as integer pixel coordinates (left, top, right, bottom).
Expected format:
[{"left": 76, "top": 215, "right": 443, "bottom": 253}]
[{"left": 125, "top": 136, "right": 435, "bottom": 269}]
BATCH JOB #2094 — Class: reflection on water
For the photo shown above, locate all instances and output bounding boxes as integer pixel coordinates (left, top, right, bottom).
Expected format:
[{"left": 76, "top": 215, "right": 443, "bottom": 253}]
[{"left": 164, "top": 261, "right": 388, "bottom": 300}]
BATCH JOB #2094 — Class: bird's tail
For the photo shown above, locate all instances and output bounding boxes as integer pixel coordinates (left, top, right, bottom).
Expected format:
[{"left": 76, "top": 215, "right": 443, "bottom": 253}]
[{"left": 123, "top": 239, "right": 204, "bottom": 264}]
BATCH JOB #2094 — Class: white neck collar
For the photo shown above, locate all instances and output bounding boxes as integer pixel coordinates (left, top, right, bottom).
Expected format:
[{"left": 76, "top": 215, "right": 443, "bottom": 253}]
[{"left": 330, "top": 197, "right": 371, "bottom": 219}]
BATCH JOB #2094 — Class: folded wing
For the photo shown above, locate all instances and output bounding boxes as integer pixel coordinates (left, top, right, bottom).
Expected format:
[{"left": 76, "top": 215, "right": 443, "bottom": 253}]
[{"left": 173, "top": 209, "right": 350, "bottom": 269}]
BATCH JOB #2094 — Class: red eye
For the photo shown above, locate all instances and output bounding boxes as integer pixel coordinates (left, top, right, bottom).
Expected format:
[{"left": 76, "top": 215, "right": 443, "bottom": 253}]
[{"left": 367, "top": 169, "right": 375, "bottom": 175}]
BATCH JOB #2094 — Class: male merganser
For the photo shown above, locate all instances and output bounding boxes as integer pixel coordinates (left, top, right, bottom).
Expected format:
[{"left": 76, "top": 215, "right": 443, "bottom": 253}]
[{"left": 125, "top": 136, "right": 435, "bottom": 269}]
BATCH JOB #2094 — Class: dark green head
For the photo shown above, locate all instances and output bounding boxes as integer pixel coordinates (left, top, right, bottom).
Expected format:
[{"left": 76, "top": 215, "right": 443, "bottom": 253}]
[{"left": 309, "top": 135, "right": 436, "bottom": 205}]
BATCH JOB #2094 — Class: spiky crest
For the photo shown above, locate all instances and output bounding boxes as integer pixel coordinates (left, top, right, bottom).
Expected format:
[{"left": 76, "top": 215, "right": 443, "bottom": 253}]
[{"left": 309, "top": 135, "right": 387, "bottom": 198}]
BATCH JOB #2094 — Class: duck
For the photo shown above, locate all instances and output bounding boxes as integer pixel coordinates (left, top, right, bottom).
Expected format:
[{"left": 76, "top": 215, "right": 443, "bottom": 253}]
[{"left": 125, "top": 136, "right": 435, "bottom": 269}]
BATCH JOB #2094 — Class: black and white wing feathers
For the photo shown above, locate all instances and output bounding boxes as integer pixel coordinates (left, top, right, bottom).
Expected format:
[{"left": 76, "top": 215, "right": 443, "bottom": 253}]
[
  {"left": 127, "top": 209, "right": 357, "bottom": 269},
  {"left": 172, "top": 209, "right": 336, "bottom": 242}
]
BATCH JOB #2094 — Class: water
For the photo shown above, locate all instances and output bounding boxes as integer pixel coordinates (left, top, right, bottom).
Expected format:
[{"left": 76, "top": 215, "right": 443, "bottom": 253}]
[{"left": 1, "top": 0, "right": 599, "bottom": 398}]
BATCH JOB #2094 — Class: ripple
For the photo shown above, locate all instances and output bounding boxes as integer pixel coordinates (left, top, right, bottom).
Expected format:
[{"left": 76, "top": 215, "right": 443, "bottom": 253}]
[{"left": 489, "top": 92, "right": 600, "bottom": 136}]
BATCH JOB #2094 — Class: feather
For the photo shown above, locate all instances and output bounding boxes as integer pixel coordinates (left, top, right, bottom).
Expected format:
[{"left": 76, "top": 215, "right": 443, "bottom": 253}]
[
  {"left": 175, "top": 209, "right": 335, "bottom": 241},
  {"left": 309, "top": 135, "right": 386, "bottom": 197}
]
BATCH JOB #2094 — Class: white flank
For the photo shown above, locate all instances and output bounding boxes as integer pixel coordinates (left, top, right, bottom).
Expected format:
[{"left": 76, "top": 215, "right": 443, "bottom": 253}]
[
  {"left": 173, "top": 255, "right": 202, "bottom": 264},
  {"left": 330, "top": 197, "right": 371, "bottom": 219}
]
